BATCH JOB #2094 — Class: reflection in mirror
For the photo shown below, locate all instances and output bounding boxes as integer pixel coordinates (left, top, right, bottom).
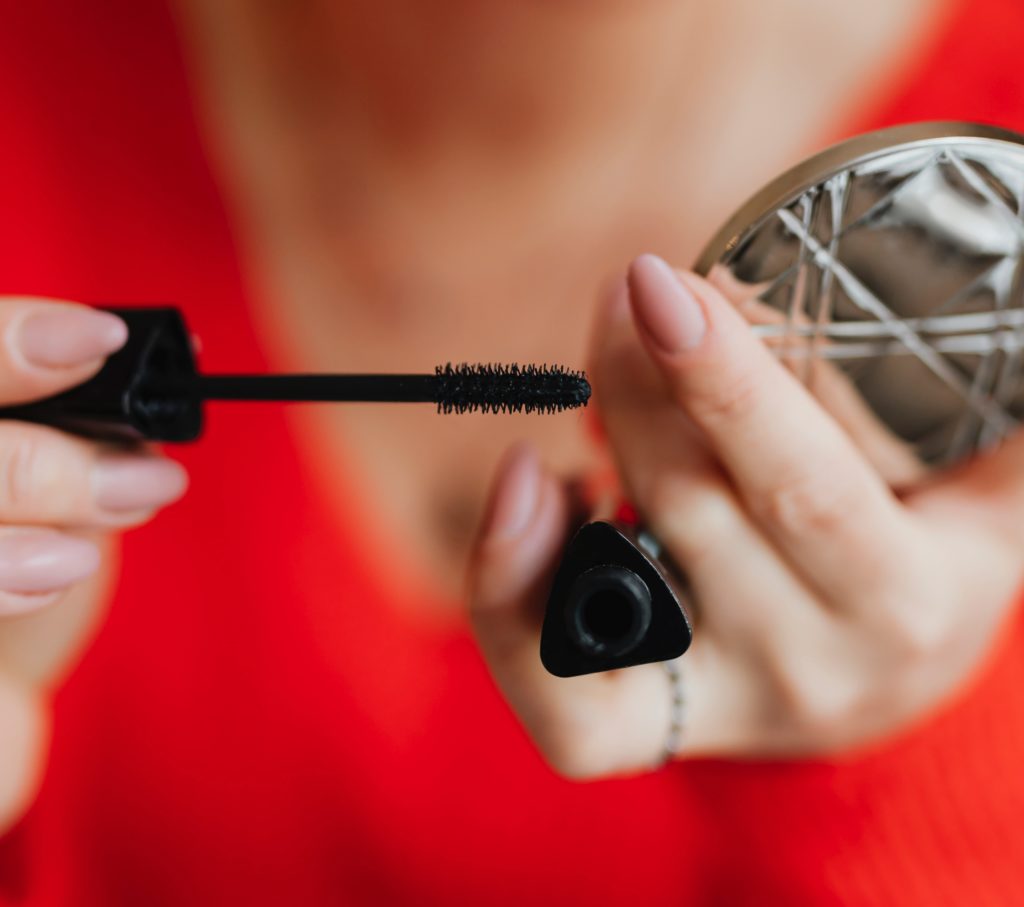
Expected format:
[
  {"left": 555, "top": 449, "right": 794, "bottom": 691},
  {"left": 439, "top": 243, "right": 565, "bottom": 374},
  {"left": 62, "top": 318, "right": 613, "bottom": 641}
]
[{"left": 698, "top": 129, "right": 1024, "bottom": 477}]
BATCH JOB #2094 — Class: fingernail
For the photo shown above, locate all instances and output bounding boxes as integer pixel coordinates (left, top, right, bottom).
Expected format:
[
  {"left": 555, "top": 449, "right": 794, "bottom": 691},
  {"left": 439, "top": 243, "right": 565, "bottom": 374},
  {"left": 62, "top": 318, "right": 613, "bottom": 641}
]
[
  {"left": 15, "top": 307, "right": 128, "bottom": 370},
  {"left": 0, "top": 529, "right": 100, "bottom": 596},
  {"left": 483, "top": 443, "right": 541, "bottom": 541},
  {"left": 94, "top": 455, "right": 189, "bottom": 513},
  {"left": 627, "top": 254, "right": 707, "bottom": 353}
]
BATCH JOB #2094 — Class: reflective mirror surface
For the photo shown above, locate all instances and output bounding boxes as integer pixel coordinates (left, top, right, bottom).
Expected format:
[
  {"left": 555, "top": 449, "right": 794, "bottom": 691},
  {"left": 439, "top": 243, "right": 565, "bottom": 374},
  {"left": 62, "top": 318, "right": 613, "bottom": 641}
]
[{"left": 696, "top": 123, "right": 1024, "bottom": 469}]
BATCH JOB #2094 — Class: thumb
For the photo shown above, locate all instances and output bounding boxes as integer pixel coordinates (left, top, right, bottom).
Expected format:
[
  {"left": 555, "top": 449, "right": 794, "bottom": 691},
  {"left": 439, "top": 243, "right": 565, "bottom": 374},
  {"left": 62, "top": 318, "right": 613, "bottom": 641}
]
[
  {"left": 0, "top": 299, "right": 128, "bottom": 406},
  {"left": 469, "top": 442, "right": 612, "bottom": 776},
  {"left": 468, "top": 443, "right": 692, "bottom": 778}
]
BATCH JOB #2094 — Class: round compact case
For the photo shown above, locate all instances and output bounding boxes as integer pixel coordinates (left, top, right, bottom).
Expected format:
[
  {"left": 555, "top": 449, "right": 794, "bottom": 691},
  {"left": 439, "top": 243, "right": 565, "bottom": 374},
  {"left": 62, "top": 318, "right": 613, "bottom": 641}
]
[{"left": 541, "top": 121, "right": 1024, "bottom": 677}]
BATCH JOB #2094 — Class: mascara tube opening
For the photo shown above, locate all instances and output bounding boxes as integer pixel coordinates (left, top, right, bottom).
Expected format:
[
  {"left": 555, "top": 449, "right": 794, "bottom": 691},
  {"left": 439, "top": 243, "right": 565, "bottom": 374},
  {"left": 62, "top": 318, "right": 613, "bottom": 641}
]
[{"left": 565, "top": 565, "right": 652, "bottom": 658}]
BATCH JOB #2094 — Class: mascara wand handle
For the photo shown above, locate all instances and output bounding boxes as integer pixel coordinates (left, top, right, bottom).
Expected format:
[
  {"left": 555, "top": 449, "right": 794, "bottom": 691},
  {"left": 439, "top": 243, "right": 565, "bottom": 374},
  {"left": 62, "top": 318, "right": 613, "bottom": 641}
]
[
  {"left": 197, "top": 374, "right": 438, "bottom": 404},
  {"left": 0, "top": 304, "right": 590, "bottom": 441},
  {"left": 198, "top": 366, "right": 592, "bottom": 412},
  {"left": 0, "top": 307, "right": 203, "bottom": 443},
  {"left": 0, "top": 307, "right": 441, "bottom": 441}
]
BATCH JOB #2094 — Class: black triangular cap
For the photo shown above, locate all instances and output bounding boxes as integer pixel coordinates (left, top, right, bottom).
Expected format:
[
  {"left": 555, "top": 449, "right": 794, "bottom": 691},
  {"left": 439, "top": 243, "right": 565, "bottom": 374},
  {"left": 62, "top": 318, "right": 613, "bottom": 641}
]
[
  {"left": 0, "top": 307, "right": 202, "bottom": 443},
  {"left": 540, "top": 520, "right": 692, "bottom": 677}
]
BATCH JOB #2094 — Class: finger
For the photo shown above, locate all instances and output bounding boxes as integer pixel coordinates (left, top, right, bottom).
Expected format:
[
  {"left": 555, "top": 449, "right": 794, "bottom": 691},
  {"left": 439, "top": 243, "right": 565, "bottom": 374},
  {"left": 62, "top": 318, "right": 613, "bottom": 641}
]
[
  {"left": 0, "top": 299, "right": 127, "bottom": 406},
  {"left": 0, "top": 675, "right": 46, "bottom": 833},
  {"left": 799, "top": 357, "right": 927, "bottom": 488},
  {"left": 0, "top": 423, "right": 187, "bottom": 528},
  {"left": 626, "top": 254, "right": 916, "bottom": 606},
  {"left": 587, "top": 279, "right": 718, "bottom": 524},
  {"left": 0, "top": 528, "right": 100, "bottom": 617},
  {"left": 588, "top": 287, "right": 880, "bottom": 758},
  {"left": 589, "top": 288, "right": 818, "bottom": 635},
  {"left": 0, "top": 531, "right": 114, "bottom": 687},
  {"left": 468, "top": 444, "right": 678, "bottom": 777},
  {"left": 706, "top": 267, "right": 927, "bottom": 488}
]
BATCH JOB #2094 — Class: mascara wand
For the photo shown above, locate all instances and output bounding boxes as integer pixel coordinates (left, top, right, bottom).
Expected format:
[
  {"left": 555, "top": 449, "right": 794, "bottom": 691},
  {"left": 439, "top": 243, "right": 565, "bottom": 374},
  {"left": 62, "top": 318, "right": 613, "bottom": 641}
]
[
  {"left": 198, "top": 363, "right": 590, "bottom": 415},
  {"left": 0, "top": 307, "right": 591, "bottom": 442}
]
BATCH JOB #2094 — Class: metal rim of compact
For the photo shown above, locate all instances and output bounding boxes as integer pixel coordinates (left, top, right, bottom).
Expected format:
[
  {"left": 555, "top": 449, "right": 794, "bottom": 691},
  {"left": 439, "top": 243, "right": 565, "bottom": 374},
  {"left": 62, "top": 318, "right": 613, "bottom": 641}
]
[{"left": 693, "top": 121, "right": 1024, "bottom": 466}]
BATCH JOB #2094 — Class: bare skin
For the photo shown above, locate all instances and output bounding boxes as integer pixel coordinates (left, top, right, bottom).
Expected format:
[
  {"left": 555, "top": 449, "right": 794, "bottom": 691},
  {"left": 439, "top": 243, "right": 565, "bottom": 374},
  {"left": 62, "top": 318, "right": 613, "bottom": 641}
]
[
  {"left": 0, "top": 0, "right": 964, "bottom": 829},
  {"left": 470, "top": 263, "right": 1024, "bottom": 774},
  {"left": 175, "top": 0, "right": 946, "bottom": 604}
]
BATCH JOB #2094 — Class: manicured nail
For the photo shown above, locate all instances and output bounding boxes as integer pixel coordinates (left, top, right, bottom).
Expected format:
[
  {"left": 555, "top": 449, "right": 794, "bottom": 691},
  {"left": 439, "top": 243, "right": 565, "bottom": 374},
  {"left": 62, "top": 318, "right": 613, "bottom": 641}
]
[
  {"left": 627, "top": 254, "right": 707, "bottom": 353},
  {"left": 484, "top": 443, "right": 541, "bottom": 541},
  {"left": 15, "top": 307, "right": 128, "bottom": 370},
  {"left": 94, "top": 455, "right": 189, "bottom": 513},
  {"left": 0, "top": 529, "right": 100, "bottom": 597}
]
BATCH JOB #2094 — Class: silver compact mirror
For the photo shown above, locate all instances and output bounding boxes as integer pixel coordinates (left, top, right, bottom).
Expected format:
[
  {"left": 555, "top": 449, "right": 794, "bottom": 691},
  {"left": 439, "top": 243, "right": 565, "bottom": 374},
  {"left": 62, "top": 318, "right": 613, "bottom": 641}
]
[
  {"left": 541, "top": 123, "right": 1024, "bottom": 677},
  {"left": 695, "top": 122, "right": 1024, "bottom": 470}
]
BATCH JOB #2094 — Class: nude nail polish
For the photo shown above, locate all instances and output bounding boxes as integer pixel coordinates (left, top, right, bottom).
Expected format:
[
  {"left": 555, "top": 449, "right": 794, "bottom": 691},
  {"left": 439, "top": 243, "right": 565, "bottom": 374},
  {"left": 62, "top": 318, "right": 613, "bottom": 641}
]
[
  {"left": 0, "top": 528, "right": 100, "bottom": 597},
  {"left": 627, "top": 254, "right": 707, "bottom": 353},
  {"left": 94, "top": 455, "right": 189, "bottom": 513},
  {"left": 15, "top": 307, "right": 128, "bottom": 370},
  {"left": 484, "top": 443, "right": 540, "bottom": 540}
]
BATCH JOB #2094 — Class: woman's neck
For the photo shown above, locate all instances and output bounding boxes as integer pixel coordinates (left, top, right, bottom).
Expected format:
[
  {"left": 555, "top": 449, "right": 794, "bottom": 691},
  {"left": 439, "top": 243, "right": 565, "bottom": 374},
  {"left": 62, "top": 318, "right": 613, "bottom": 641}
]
[
  {"left": 176, "top": 0, "right": 944, "bottom": 268},
  {"left": 172, "top": 0, "right": 948, "bottom": 604}
]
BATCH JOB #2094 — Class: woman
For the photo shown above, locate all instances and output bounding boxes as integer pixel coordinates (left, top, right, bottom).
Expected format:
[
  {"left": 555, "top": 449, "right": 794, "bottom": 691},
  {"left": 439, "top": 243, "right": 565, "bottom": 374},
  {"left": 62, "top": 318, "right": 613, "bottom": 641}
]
[{"left": 1, "top": 0, "right": 1023, "bottom": 902}]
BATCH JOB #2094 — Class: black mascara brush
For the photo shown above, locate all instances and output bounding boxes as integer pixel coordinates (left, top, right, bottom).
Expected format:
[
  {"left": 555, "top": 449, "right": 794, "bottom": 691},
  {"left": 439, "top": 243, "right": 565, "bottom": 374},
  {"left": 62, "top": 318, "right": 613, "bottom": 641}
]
[
  {"left": 0, "top": 307, "right": 591, "bottom": 442},
  {"left": 199, "top": 363, "right": 590, "bottom": 415}
]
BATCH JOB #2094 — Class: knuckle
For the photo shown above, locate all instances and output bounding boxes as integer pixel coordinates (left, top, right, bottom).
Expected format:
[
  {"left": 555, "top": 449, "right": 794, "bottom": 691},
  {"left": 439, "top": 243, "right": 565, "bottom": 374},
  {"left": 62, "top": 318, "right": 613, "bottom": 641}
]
[
  {"left": 871, "top": 599, "right": 950, "bottom": 659},
  {"left": 756, "top": 471, "right": 856, "bottom": 539},
  {"left": 774, "top": 666, "right": 866, "bottom": 738},
  {"left": 686, "top": 368, "right": 761, "bottom": 428},
  {"left": 761, "top": 636, "right": 869, "bottom": 740},
  {"left": 0, "top": 432, "right": 50, "bottom": 513}
]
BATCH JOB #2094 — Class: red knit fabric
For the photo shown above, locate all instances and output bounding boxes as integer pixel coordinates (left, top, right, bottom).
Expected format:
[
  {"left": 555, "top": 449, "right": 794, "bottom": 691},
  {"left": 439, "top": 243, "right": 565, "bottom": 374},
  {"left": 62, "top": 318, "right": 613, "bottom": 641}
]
[{"left": 1, "top": 1, "right": 1023, "bottom": 904}]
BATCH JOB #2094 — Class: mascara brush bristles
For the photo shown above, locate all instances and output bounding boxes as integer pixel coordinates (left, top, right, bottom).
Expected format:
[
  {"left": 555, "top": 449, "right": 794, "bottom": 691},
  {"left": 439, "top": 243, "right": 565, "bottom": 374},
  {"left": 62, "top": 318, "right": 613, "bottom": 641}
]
[{"left": 433, "top": 363, "right": 591, "bottom": 414}]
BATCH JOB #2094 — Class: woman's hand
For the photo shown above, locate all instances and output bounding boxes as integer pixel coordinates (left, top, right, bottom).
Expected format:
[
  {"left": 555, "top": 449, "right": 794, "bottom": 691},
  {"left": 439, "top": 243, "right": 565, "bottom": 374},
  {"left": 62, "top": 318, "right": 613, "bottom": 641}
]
[
  {"left": 468, "top": 255, "right": 1024, "bottom": 779},
  {"left": 0, "top": 299, "right": 187, "bottom": 829}
]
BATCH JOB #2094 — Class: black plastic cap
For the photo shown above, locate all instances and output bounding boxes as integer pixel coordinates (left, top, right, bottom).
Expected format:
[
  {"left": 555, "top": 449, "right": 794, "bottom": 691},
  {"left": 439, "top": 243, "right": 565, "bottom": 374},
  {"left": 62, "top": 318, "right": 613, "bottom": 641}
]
[
  {"left": 540, "top": 520, "right": 692, "bottom": 677},
  {"left": 0, "top": 307, "right": 202, "bottom": 442}
]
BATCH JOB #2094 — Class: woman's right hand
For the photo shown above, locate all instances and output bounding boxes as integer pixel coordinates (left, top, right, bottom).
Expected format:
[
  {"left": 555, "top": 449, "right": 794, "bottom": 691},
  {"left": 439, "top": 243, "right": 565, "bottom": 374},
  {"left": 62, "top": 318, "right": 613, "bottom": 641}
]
[
  {"left": 0, "top": 299, "right": 188, "bottom": 832},
  {"left": 469, "top": 258, "right": 1024, "bottom": 777}
]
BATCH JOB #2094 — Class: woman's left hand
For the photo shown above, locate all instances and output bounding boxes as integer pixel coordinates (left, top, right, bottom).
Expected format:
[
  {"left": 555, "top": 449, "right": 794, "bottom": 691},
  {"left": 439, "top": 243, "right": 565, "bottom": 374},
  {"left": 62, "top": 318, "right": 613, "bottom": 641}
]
[{"left": 467, "top": 254, "right": 1024, "bottom": 779}]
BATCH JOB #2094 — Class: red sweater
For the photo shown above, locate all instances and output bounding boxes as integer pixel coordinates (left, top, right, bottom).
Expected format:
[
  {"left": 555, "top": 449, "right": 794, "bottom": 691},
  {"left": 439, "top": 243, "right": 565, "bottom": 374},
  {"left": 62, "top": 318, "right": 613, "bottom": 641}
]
[{"left": 2, "top": 1, "right": 1024, "bottom": 904}]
